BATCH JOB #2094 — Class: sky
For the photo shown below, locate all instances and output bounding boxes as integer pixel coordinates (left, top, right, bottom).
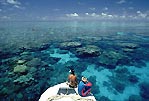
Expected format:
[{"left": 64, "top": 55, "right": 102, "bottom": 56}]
[{"left": 0, "top": 0, "right": 149, "bottom": 21}]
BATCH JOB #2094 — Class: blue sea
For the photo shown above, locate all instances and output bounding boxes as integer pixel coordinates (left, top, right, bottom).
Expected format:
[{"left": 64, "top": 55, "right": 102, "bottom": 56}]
[{"left": 0, "top": 21, "right": 149, "bottom": 101}]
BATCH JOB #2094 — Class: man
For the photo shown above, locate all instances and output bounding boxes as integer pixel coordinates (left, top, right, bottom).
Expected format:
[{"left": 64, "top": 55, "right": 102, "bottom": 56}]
[
  {"left": 78, "top": 77, "right": 92, "bottom": 97},
  {"left": 67, "top": 69, "right": 78, "bottom": 88}
]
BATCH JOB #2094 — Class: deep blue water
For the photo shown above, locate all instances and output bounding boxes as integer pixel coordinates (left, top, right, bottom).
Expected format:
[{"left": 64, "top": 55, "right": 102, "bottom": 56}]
[{"left": 0, "top": 21, "right": 149, "bottom": 101}]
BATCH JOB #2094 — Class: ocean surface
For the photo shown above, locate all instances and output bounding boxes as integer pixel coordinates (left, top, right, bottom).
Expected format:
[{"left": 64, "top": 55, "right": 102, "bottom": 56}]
[{"left": 0, "top": 21, "right": 149, "bottom": 101}]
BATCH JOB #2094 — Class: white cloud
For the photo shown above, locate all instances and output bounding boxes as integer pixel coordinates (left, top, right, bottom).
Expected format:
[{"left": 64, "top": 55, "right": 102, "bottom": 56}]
[
  {"left": 14, "top": 5, "right": 20, "bottom": 8},
  {"left": 89, "top": 7, "right": 96, "bottom": 11},
  {"left": 13, "top": 5, "right": 25, "bottom": 9},
  {"left": 128, "top": 15, "right": 137, "bottom": 19},
  {"left": 91, "top": 13, "right": 99, "bottom": 17},
  {"left": 85, "top": 13, "right": 89, "bottom": 16},
  {"left": 101, "top": 13, "right": 114, "bottom": 18},
  {"left": 85, "top": 13, "right": 99, "bottom": 17},
  {"left": 108, "top": 14, "right": 113, "bottom": 18},
  {"left": 138, "top": 12, "right": 147, "bottom": 18},
  {"left": 7, "top": 0, "right": 20, "bottom": 5},
  {"left": 36, "top": 16, "right": 50, "bottom": 21},
  {"left": 66, "top": 13, "right": 79, "bottom": 17},
  {"left": 0, "top": 0, "right": 23, "bottom": 9},
  {"left": 90, "top": 13, "right": 96, "bottom": 16},
  {"left": 1, "top": 16, "right": 11, "bottom": 19},
  {"left": 137, "top": 11, "right": 141, "bottom": 14},
  {"left": 103, "top": 7, "right": 108, "bottom": 11},
  {"left": 53, "top": 9, "right": 60, "bottom": 11},
  {"left": 137, "top": 11, "right": 147, "bottom": 18},
  {"left": 66, "top": 11, "right": 149, "bottom": 20},
  {"left": 77, "top": 2, "right": 84, "bottom": 5},
  {"left": 120, "top": 15, "right": 126, "bottom": 19},
  {"left": 117, "top": 0, "right": 126, "bottom": 4},
  {"left": 85, "top": 12, "right": 114, "bottom": 19},
  {"left": 41, "top": 16, "right": 49, "bottom": 20},
  {"left": 101, "top": 12, "right": 107, "bottom": 16},
  {"left": 128, "top": 7, "right": 134, "bottom": 10},
  {"left": 0, "top": 0, "right": 24, "bottom": 10}
]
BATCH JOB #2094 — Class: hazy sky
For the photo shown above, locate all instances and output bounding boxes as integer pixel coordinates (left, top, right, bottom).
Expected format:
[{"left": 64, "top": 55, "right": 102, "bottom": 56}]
[{"left": 0, "top": 0, "right": 149, "bottom": 21}]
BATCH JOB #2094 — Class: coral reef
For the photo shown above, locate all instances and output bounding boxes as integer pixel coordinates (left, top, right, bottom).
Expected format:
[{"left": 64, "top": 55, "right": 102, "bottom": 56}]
[
  {"left": 13, "top": 65, "right": 29, "bottom": 74},
  {"left": 75, "top": 45, "right": 101, "bottom": 57},
  {"left": 25, "top": 58, "right": 42, "bottom": 67},
  {"left": 139, "top": 82, "right": 149, "bottom": 99},
  {"left": 60, "top": 42, "right": 82, "bottom": 49},
  {"left": 98, "top": 51, "right": 124, "bottom": 69},
  {"left": 129, "top": 95, "right": 142, "bottom": 101},
  {"left": 0, "top": 21, "right": 148, "bottom": 101},
  {"left": 17, "top": 60, "right": 26, "bottom": 65},
  {"left": 13, "top": 73, "right": 34, "bottom": 85},
  {"left": 128, "top": 75, "right": 139, "bottom": 84}
]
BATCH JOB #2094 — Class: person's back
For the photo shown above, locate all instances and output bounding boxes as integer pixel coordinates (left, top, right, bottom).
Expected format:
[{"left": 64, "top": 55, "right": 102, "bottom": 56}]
[
  {"left": 68, "top": 74, "right": 77, "bottom": 88},
  {"left": 78, "top": 77, "right": 92, "bottom": 97},
  {"left": 68, "top": 69, "right": 77, "bottom": 88}
]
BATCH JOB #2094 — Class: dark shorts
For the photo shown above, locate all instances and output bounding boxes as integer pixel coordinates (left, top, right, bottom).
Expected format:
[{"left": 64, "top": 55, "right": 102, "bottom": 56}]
[{"left": 69, "top": 84, "right": 77, "bottom": 88}]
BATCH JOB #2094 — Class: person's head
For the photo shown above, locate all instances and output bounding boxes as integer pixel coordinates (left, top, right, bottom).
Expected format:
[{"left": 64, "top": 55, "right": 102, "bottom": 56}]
[
  {"left": 82, "top": 76, "right": 88, "bottom": 83},
  {"left": 69, "top": 69, "right": 75, "bottom": 75}
]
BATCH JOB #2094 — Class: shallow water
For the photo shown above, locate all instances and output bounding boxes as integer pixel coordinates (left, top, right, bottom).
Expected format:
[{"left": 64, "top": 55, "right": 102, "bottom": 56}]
[{"left": 0, "top": 21, "right": 149, "bottom": 101}]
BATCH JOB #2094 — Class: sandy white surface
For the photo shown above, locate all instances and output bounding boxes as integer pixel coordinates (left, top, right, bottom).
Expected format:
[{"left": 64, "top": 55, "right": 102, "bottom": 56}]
[{"left": 39, "top": 82, "right": 96, "bottom": 101}]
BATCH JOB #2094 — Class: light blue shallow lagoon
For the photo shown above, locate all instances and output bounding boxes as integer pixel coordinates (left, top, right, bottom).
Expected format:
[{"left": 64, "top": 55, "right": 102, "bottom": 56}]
[{"left": 0, "top": 21, "right": 149, "bottom": 101}]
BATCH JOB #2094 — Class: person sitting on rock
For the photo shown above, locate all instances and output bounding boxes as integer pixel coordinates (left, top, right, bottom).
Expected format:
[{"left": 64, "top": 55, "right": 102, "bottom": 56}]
[
  {"left": 67, "top": 69, "right": 78, "bottom": 88},
  {"left": 78, "top": 76, "right": 92, "bottom": 97}
]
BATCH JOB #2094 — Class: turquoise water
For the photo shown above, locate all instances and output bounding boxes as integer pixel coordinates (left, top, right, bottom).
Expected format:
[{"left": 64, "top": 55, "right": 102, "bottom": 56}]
[{"left": 0, "top": 21, "right": 149, "bottom": 100}]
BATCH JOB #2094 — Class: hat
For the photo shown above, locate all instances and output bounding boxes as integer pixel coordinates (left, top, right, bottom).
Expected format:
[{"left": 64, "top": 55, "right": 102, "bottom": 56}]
[
  {"left": 69, "top": 69, "right": 75, "bottom": 74},
  {"left": 82, "top": 77, "right": 88, "bottom": 82}
]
